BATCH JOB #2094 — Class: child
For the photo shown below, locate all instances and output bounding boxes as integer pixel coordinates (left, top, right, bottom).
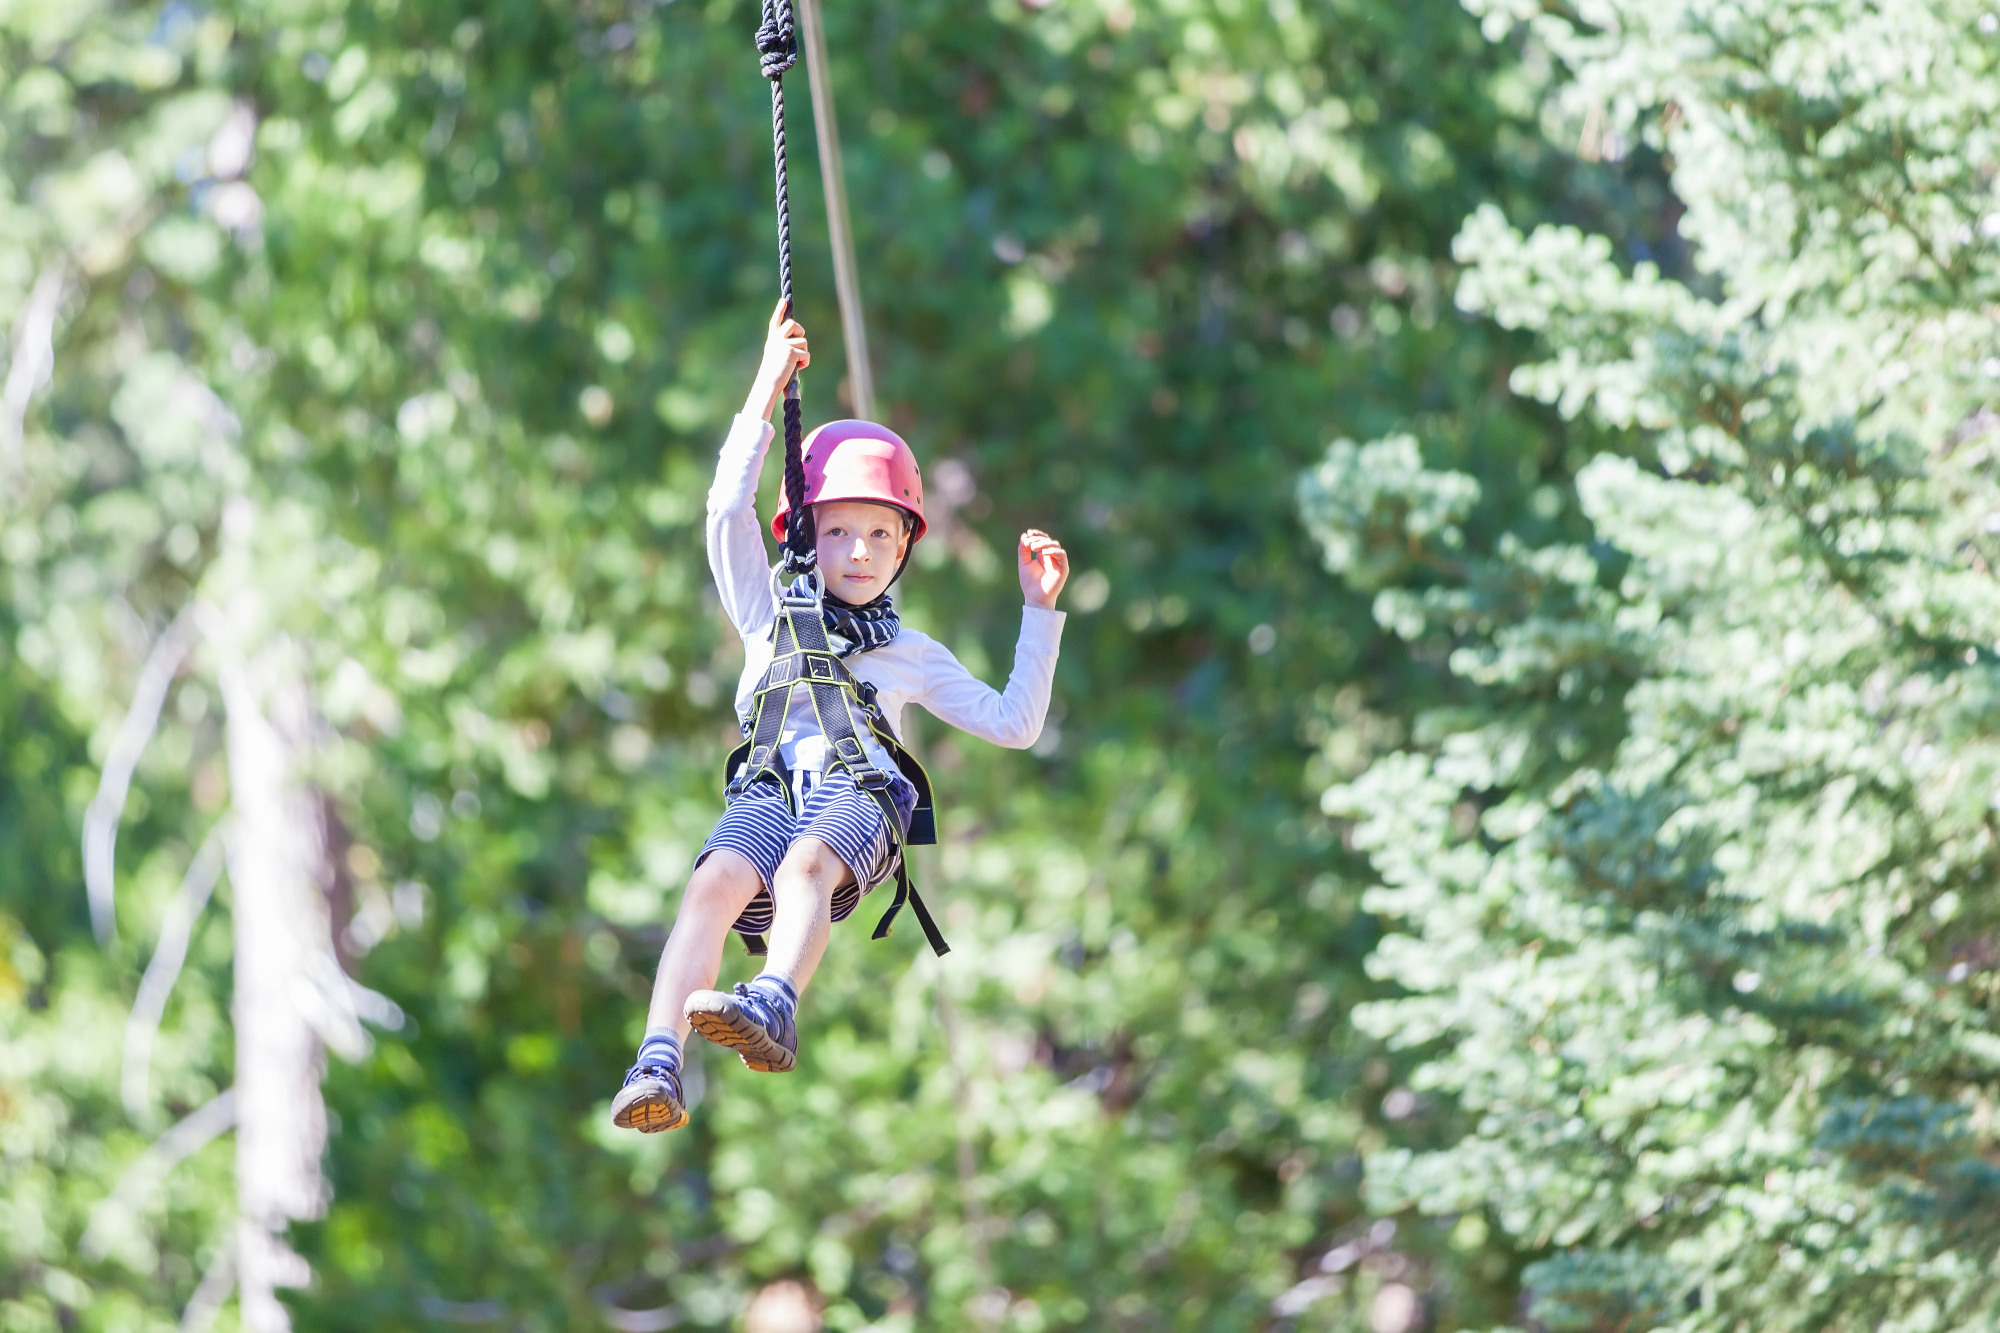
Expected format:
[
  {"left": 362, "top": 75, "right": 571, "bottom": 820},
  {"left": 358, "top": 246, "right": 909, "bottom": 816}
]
[{"left": 612, "top": 301, "right": 1071, "bottom": 1132}]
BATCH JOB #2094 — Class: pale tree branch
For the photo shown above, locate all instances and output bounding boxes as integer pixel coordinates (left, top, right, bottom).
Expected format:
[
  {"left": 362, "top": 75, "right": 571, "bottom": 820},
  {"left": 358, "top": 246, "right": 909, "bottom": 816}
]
[
  {"left": 125, "top": 819, "right": 231, "bottom": 1122},
  {"left": 180, "top": 1225, "right": 238, "bottom": 1333},
  {"left": 81, "top": 1088, "right": 237, "bottom": 1262},
  {"left": 1, "top": 265, "right": 67, "bottom": 478},
  {"left": 84, "top": 604, "right": 203, "bottom": 947}
]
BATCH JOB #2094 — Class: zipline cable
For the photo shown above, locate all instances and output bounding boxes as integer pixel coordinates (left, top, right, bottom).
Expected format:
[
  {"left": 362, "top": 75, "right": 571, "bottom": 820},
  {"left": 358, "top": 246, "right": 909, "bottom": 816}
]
[
  {"left": 755, "top": 0, "right": 813, "bottom": 570},
  {"left": 797, "top": 0, "right": 874, "bottom": 423}
]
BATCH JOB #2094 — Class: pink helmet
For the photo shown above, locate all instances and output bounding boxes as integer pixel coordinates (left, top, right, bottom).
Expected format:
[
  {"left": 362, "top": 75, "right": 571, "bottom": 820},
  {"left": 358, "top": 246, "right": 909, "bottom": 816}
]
[{"left": 772, "top": 419, "right": 928, "bottom": 544}]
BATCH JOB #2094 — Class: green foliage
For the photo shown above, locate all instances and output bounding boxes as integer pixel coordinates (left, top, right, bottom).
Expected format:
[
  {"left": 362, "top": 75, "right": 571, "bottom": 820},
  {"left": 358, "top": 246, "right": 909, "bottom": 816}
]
[
  {"left": 1300, "top": 435, "right": 1480, "bottom": 593},
  {"left": 1312, "top": 2, "right": 2000, "bottom": 1329}
]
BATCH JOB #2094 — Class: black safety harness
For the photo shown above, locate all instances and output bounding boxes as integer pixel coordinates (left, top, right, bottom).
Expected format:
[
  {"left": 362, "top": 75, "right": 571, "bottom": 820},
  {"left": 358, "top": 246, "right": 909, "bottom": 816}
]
[{"left": 724, "top": 570, "right": 946, "bottom": 958}]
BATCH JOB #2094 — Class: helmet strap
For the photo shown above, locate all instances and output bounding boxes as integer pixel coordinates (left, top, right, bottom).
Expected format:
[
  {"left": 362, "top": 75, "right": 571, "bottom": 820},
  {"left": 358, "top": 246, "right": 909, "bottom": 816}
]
[{"left": 887, "top": 542, "right": 915, "bottom": 588}]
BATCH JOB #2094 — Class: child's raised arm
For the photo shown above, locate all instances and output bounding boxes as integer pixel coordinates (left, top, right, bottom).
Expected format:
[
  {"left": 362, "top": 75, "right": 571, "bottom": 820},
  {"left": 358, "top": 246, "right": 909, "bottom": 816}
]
[
  {"left": 898, "top": 529, "right": 1070, "bottom": 751},
  {"left": 706, "top": 301, "right": 813, "bottom": 644}
]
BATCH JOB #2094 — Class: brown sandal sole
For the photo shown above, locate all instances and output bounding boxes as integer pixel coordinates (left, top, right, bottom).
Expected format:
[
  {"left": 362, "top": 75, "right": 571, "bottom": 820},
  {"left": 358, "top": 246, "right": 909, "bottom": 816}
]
[
  {"left": 610, "top": 1078, "right": 688, "bottom": 1133},
  {"left": 685, "top": 994, "right": 797, "bottom": 1073}
]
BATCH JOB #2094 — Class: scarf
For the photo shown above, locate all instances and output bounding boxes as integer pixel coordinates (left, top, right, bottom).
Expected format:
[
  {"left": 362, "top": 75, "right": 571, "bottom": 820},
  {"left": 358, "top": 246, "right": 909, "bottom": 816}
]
[{"left": 822, "top": 592, "right": 900, "bottom": 657}]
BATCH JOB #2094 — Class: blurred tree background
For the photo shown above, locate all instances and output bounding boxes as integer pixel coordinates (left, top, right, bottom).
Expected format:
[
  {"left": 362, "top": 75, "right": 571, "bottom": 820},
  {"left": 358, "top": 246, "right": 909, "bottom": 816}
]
[{"left": 16, "top": 0, "right": 1985, "bottom": 1331}]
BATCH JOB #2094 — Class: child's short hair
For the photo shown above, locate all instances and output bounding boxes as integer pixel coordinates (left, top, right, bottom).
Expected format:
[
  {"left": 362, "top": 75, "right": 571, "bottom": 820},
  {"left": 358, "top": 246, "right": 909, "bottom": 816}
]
[{"left": 812, "top": 499, "right": 917, "bottom": 535}]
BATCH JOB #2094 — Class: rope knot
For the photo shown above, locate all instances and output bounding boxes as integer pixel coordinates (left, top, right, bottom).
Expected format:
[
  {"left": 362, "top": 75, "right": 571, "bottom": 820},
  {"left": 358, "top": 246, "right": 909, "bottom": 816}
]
[{"left": 756, "top": 0, "right": 797, "bottom": 79}]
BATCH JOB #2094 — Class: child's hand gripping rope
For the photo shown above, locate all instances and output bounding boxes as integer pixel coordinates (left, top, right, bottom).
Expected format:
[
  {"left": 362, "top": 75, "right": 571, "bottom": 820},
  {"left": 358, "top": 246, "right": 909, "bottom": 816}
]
[
  {"left": 1019, "top": 529, "right": 1070, "bottom": 609},
  {"left": 743, "top": 297, "right": 812, "bottom": 423}
]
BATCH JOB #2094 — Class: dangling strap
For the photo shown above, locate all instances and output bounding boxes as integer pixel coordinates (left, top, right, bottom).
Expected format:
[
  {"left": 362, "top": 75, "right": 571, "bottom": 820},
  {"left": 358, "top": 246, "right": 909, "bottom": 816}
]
[{"left": 869, "top": 859, "right": 950, "bottom": 956}]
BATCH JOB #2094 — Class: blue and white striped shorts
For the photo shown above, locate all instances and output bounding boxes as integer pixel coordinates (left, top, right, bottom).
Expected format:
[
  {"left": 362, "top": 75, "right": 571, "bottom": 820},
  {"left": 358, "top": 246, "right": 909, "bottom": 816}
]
[{"left": 698, "top": 767, "right": 917, "bottom": 937}]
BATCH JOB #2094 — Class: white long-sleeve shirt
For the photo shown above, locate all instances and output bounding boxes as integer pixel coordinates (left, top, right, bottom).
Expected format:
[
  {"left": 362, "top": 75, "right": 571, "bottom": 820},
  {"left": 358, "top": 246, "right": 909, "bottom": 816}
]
[{"left": 705, "top": 414, "right": 1065, "bottom": 777}]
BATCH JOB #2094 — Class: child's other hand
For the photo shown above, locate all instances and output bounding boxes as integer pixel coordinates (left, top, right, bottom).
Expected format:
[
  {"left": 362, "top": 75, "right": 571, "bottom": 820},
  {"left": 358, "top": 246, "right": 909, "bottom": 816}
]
[
  {"left": 743, "top": 299, "right": 811, "bottom": 422},
  {"left": 1019, "top": 529, "right": 1070, "bottom": 609}
]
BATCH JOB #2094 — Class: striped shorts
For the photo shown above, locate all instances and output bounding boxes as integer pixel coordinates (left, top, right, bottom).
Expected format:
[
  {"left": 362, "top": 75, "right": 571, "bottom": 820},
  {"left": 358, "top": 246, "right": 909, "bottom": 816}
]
[{"left": 698, "top": 767, "right": 917, "bottom": 937}]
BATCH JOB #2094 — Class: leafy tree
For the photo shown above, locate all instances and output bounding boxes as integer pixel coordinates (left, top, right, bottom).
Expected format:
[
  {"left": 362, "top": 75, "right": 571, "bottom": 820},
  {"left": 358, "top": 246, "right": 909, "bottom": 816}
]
[{"left": 1310, "top": 1, "right": 2000, "bottom": 1328}]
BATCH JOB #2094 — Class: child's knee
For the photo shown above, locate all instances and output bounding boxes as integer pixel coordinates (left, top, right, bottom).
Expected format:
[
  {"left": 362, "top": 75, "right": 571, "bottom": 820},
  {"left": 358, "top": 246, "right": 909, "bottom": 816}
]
[
  {"left": 685, "top": 852, "right": 761, "bottom": 916},
  {"left": 773, "top": 838, "right": 849, "bottom": 898}
]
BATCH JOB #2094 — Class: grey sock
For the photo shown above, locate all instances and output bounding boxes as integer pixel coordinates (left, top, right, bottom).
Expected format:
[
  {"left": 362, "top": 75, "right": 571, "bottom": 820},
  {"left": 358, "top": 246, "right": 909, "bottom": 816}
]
[
  {"left": 748, "top": 973, "right": 799, "bottom": 1019},
  {"left": 636, "top": 1029, "right": 682, "bottom": 1074}
]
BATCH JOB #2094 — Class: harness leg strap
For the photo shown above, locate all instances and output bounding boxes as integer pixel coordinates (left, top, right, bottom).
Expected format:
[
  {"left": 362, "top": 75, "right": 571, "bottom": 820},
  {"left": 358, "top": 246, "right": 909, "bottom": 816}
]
[
  {"left": 870, "top": 867, "right": 908, "bottom": 941},
  {"left": 871, "top": 860, "right": 949, "bottom": 957},
  {"left": 904, "top": 883, "right": 950, "bottom": 957}
]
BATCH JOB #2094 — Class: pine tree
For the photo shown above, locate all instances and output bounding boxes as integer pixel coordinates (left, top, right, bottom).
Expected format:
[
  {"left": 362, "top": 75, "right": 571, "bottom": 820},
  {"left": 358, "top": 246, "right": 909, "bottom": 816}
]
[{"left": 1309, "top": 2, "right": 2000, "bottom": 1327}]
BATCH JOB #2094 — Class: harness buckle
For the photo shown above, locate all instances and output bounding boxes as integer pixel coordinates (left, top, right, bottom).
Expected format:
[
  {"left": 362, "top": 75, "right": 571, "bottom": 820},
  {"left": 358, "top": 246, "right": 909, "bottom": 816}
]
[{"left": 853, "top": 768, "right": 891, "bottom": 791}]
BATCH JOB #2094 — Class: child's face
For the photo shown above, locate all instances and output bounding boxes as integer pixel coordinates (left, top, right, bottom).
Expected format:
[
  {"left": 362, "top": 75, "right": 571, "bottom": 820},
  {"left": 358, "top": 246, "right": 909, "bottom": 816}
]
[{"left": 814, "top": 500, "right": 910, "bottom": 602}]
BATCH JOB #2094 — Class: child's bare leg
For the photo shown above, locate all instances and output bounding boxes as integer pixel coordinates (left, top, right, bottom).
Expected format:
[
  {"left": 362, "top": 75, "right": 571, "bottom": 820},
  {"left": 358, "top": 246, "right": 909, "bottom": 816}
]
[
  {"left": 613, "top": 852, "right": 762, "bottom": 1132},
  {"left": 685, "top": 838, "right": 854, "bottom": 1072},
  {"left": 760, "top": 836, "right": 855, "bottom": 997},
  {"left": 646, "top": 849, "right": 764, "bottom": 1038}
]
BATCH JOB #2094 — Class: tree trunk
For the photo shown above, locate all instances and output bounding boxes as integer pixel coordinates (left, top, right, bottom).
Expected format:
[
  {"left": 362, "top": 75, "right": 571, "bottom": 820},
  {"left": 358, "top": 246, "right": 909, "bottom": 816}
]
[{"left": 217, "top": 619, "right": 362, "bottom": 1333}]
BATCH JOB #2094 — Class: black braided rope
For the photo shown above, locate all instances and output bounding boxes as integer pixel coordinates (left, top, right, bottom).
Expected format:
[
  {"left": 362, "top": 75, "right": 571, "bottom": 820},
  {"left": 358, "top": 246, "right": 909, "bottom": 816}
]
[
  {"left": 758, "top": 0, "right": 815, "bottom": 571},
  {"left": 755, "top": 0, "right": 796, "bottom": 79}
]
